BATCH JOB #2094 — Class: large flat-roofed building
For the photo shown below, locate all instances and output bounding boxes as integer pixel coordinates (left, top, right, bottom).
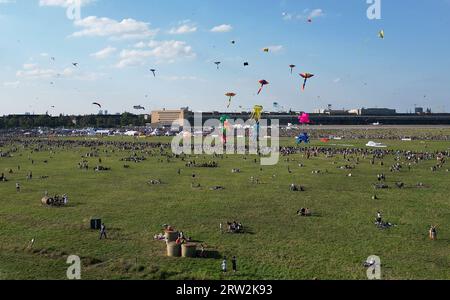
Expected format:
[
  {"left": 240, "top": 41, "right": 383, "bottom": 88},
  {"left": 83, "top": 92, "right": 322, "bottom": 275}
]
[
  {"left": 349, "top": 108, "right": 397, "bottom": 116},
  {"left": 151, "top": 109, "right": 189, "bottom": 126}
]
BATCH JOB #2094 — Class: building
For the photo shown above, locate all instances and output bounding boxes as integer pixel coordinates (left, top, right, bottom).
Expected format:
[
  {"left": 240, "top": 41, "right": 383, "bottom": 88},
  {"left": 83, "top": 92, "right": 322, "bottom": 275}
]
[
  {"left": 349, "top": 108, "right": 397, "bottom": 116},
  {"left": 313, "top": 108, "right": 349, "bottom": 115},
  {"left": 151, "top": 109, "right": 189, "bottom": 126}
]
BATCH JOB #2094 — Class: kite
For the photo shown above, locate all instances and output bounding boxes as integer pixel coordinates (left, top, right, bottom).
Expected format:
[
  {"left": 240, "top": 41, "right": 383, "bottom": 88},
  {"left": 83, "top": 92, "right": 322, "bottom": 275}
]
[
  {"left": 214, "top": 62, "right": 221, "bottom": 70},
  {"left": 225, "top": 92, "right": 236, "bottom": 108},
  {"left": 320, "top": 138, "right": 330, "bottom": 143},
  {"left": 244, "top": 62, "right": 249, "bottom": 67},
  {"left": 263, "top": 48, "right": 269, "bottom": 52},
  {"left": 220, "top": 115, "right": 230, "bottom": 143},
  {"left": 299, "top": 113, "right": 311, "bottom": 125},
  {"left": 307, "top": 18, "right": 313, "bottom": 23},
  {"left": 289, "top": 65, "right": 296, "bottom": 74},
  {"left": 250, "top": 106, "right": 263, "bottom": 142},
  {"left": 92, "top": 102, "right": 102, "bottom": 108},
  {"left": 72, "top": 63, "right": 79, "bottom": 67},
  {"left": 250, "top": 105, "right": 264, "bottom": 122},
  {"left": 273, "top": 102, "right": 280, "bottom": 109},
  {"left": 231, "top": 40, "right": 236, "bottom": 44},
  {"left": 150, "top": 69, "right": 156, "bottom": 77},
  {"left": 134, "top": 105, "right": 145, "bottom": 110},
  {"left": 378, "top": 30, "right": 384, "bottom": 39},
  {"left": 300, "top": 73, "right": 314, "bottom": 91},
  {"left": 257, "top": 80, "right": 269, "bottom": 95},
  {"left": 296, "top": 133, "right": 310, "bottom": 144},
  {"left": 51, "top": 57, "right": 55, "bottom": 61}
]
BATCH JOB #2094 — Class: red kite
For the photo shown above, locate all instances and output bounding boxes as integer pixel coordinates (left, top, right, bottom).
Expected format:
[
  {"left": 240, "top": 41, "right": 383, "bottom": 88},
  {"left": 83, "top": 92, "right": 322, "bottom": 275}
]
[
  {"left": 300, "top": 73, "right": 314, "bottom": 91},
  {"left": 257, "top": 80, "right": 269, "bottom": 95}
]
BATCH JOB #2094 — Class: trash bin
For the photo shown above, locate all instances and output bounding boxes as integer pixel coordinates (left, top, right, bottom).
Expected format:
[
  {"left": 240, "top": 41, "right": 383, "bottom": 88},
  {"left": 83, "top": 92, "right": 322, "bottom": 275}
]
[
  {"left": 165, "top": 230, "right": 179, "bottom": 243},
  {"left": 182, "top": 243, "right": 197, "bottom": 258},
  {"left": 167, "top": 242, "right": 181, "bottom": 257},
  {"left": 90, "top": 219, "right": 102, "bottom": 230}
]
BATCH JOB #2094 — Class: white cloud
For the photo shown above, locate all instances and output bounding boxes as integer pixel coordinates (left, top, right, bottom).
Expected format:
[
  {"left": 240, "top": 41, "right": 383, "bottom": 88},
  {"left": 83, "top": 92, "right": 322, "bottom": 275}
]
[
  {"left": 282, "top": 8, "right": 325, "bottom": 21},
  {"left": 282, "top": 12, "right": 293, "bottom": 21},
  {"left": 160, "top": 75, "right": 202, "bottom": 81},
  {"left": 134, "top": 41, "right": 146, "bottom": 48},
  {"left": 71, "top": 16, "right": 159, "bottom": 40},
  {"left": 265, "top": 45, "right": 284, "bottom": 53},
  {"left": 16, "top": 63, "right": 102, "bottom": 81},
  {"left": 3, "top": 81, "right": 20, "bottom": 88},
  {"left": 309, "top": 9, "right": 325, "bottom": 19},
  {"left": 210, "top": 24, "right": 232, "bottom": 33},
  {"left": 23, "top": 63, "right": 38, "bottom": 70},
  {"left": 90, "top": 46, "right": 117, "bottom": 59},
  {"left": 39, "top": 0, "right": 92, "bottom": 7},
  {"left": 169, "top": 20, "right": 197, "bottom": 35},
  {"left": 333, "top": 78, "right": 341, "bottom": 83},
  {"left": 116, "top": 40, "right": 195, "bottom": 67},
  {"left": 17, "top": 66, "right": 58, "bottom": 79}
]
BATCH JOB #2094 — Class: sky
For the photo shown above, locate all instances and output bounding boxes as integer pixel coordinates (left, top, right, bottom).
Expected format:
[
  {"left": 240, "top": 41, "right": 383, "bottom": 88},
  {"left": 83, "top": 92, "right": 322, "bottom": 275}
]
[{"left": 1, "top": 0, "right": 450, "bottom": 115}]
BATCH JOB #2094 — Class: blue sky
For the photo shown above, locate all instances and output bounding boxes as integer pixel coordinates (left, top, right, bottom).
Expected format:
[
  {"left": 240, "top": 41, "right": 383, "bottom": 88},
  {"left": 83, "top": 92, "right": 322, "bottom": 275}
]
[{"left": 1, "top": 0, "right": 449, "bottom": 115}]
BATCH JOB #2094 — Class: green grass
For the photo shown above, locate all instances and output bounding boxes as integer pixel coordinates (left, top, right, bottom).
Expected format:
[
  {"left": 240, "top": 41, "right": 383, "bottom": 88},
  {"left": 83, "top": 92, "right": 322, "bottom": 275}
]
[{"left": 0, "top": 134, "right": 449, "bottom": 280}]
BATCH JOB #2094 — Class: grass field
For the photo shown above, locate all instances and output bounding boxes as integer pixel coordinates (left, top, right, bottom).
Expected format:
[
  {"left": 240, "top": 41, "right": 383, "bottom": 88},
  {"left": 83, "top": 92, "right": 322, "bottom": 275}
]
[{"left": 0, "top": 133, "right": 449, "bottom": 280}]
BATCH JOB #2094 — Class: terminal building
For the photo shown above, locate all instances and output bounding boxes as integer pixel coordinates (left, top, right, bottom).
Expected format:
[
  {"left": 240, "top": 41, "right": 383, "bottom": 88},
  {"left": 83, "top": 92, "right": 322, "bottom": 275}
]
[
  {"left": 348, "top": 108, "right": 397, "bottom": 116},
  {"left": 150, "top": 108, "right": 450, "bottom": 127},
  {"left": 151, "top": 109, "right": 189, "bottom": 126}
]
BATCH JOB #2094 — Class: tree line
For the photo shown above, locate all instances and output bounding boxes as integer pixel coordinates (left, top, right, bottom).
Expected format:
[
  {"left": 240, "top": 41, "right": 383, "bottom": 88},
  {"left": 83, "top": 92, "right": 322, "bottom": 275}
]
[{"left": 0, "top": 113, "right": 149, "bottom": 129}]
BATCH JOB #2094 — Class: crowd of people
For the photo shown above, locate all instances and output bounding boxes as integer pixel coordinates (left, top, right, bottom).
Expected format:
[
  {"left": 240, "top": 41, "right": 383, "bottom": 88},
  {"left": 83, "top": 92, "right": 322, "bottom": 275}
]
[{"left": 0, "top": 131, "right": 446, "bottom": 277}]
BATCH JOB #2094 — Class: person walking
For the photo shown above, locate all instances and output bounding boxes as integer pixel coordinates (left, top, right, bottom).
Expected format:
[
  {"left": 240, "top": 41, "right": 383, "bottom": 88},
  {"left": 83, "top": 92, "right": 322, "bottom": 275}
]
[
  {"left": 232, "top": 256, "right": 237, "bottom": 273},
  {"left": 99, "top": 223, "right": 108, "bottom": 240},
  {"left": 221, "top": 257, "right": 227, "bottom": 273}
]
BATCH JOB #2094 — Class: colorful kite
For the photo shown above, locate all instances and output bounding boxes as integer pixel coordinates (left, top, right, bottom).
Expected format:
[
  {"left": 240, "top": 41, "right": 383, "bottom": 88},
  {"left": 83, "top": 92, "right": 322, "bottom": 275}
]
[
  {"left": 225, "top": 92, "right": 236, "bottom": 108},
  {"left": 300, "top": 73, "right": 314, "bottom": 91},
  {"left": 220, "top": 115, "right": 230, "bottom": 143},
  {"left": 296, "top": 133, "right": 310, "bottom": 144},
  {"left": 251, "top": 105, "right": 264, "bottom": 122},
  {"left": 263, "top": 48, "right": 270, "bottom": 53},
  {"left": 378, "top": 30, "right": 385, "bottom": 39},
  {"left": 257, "top": 80, "right": 269, "bottom": 95},
  {"left": 299, "top": 113, "right": 311, "bottom": 124}
]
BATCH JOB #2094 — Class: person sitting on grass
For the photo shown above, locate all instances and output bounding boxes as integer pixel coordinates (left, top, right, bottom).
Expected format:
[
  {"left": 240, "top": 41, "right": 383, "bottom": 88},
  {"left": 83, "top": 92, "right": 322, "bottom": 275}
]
[
  {"left": 297, "top": 208, "right": 312, "bottom": 217},
  {"left": 376, "top": 211, "right": 383, "bottom": 224}
]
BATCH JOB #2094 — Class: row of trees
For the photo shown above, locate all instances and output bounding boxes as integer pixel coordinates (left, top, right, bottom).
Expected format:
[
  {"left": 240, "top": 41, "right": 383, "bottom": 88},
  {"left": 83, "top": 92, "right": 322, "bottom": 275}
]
[{"left": 0, "top": 113, "right": 149, "bottom": 129}]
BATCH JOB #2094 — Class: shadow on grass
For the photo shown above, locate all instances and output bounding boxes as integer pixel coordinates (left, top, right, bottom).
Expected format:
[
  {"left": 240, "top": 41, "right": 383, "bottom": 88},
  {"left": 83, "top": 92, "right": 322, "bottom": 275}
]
[{"left": 196, "top": 250, "right": 222, "bottom": 260}]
